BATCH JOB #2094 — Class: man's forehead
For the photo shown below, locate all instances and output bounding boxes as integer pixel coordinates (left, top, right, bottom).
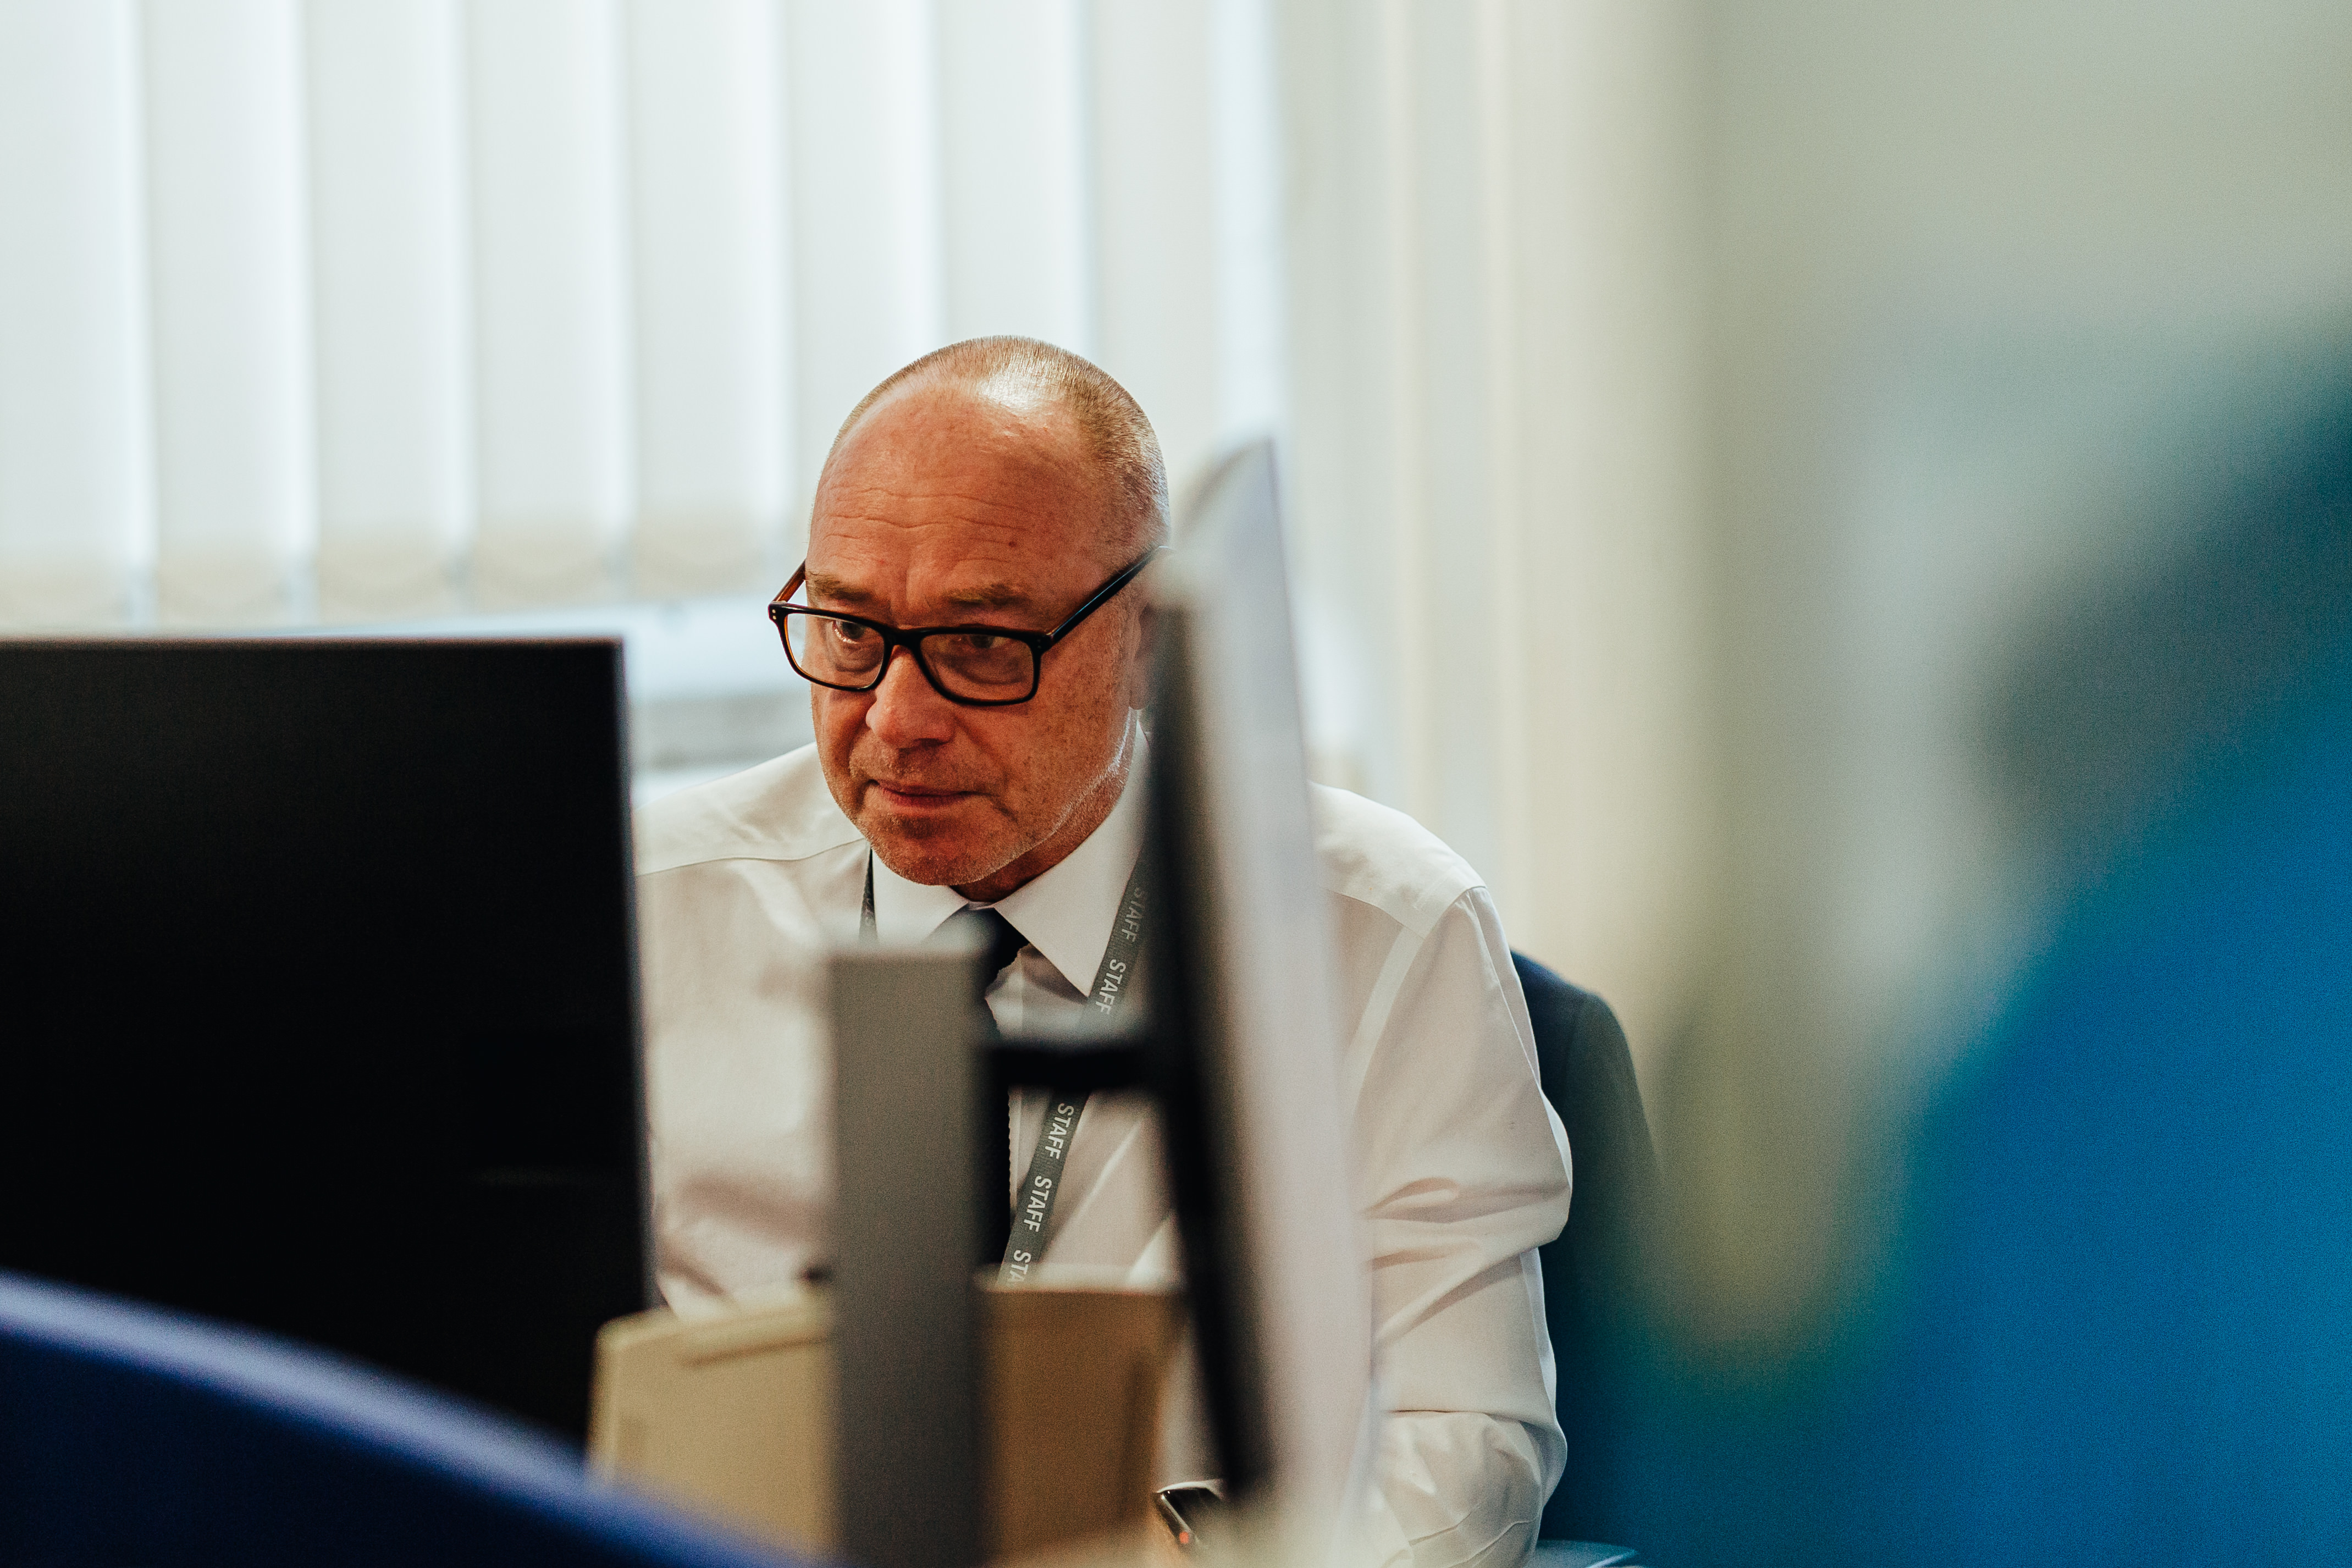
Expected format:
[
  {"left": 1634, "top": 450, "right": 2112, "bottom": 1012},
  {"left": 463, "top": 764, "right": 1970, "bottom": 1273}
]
[
  {"left": 812, "top": 428, "right": 1108, "bottom": 567},
  {"left": 822, "top": 389, "right": 1096, "bottom": 512}
]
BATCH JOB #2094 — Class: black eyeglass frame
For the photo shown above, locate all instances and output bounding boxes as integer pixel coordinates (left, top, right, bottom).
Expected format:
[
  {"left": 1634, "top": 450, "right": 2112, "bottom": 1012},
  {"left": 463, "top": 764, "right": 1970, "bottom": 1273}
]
[{"left": 767, "top": 545, "right": 1164, "bottom": 708}]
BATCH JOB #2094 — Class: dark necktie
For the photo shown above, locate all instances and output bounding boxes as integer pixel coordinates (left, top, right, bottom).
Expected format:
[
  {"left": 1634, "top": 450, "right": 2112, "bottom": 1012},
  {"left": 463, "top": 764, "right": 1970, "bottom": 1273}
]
[{"left": 934, "top": 906, "right": 1026, "bottom": 1264}]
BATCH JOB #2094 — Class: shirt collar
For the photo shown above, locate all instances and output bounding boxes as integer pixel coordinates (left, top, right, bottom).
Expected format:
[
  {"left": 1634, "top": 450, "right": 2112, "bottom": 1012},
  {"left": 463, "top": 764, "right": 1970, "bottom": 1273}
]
[
  {"left": 867, "top": 851, "right": 968, "bottom": 946},
  {"left": 866, "top": 752, "right": 1146, "bottom": 995}
]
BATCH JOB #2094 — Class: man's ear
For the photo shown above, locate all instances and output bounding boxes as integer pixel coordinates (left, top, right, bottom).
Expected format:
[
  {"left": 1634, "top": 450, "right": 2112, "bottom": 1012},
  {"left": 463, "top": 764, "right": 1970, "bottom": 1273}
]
[{"left": 1124, "top": 601, "right": 1157, "bottom": 712}]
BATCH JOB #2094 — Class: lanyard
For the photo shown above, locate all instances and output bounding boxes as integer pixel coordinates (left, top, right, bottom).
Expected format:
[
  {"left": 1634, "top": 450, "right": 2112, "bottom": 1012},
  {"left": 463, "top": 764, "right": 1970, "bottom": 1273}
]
[{"left": 861, "top": 850, "right": 1149, "bottom": 1282}]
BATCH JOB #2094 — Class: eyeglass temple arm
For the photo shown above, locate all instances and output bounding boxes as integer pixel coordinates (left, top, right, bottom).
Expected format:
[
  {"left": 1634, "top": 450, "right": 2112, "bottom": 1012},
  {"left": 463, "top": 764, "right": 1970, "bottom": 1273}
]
[
  {"left": 772, "top": 563, "right": 807, "bottom": 606},
  {"left": 1042, "top": 545, "right": 1166, "bottom": 646}
]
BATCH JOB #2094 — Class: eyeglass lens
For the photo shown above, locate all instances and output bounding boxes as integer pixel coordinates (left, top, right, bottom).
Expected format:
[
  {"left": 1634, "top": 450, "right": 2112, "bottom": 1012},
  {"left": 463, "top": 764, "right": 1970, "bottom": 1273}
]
[{"left": 781, "top": 611, "right": 1038, "bottom": 701}]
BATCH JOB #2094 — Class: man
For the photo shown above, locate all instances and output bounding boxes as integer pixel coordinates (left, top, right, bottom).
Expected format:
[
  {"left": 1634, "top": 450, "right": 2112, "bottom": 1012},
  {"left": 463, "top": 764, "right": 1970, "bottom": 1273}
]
[{"left": 634, "top": 337, "right": 1572, "bottom": 1565}]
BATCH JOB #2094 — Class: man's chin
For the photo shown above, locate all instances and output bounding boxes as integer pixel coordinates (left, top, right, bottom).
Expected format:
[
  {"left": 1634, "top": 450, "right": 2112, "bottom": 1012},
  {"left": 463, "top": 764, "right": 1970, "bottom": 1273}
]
[{"left": 860, "top": 807, "right": 1012, "bottom": 890}]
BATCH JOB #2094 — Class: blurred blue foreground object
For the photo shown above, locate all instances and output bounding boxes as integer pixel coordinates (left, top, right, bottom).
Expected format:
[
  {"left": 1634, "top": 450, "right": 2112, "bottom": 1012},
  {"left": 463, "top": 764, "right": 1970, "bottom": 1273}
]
[
  {"left": 1841, "top": 374, "right": 2352, "bottom": 1563},
  {"left": 0, "top": 1271, "right": 818, "bottom": 1568},
  {"left": 1627, "top": 371, "right": 2352, "bottom": 1565}
]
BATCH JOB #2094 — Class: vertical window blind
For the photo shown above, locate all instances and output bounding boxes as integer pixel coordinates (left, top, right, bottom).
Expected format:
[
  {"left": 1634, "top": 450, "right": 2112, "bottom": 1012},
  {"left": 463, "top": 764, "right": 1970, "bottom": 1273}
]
[{"left": 0, "top": 0, "right": 1287, "bottom": 628}]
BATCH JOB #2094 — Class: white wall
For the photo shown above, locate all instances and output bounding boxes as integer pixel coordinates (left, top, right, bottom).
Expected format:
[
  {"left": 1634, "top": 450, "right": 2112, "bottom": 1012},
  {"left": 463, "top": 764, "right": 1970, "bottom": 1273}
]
[{"left": 1278, "top": 0, "right": 1713, "bottom": 1075}]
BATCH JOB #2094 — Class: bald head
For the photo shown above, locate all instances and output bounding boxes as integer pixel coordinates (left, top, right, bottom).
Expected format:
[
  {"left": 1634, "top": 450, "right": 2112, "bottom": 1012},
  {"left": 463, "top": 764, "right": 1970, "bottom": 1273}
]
[{"left": 822, "top": 336, "right": 1168, "bottom": 562}]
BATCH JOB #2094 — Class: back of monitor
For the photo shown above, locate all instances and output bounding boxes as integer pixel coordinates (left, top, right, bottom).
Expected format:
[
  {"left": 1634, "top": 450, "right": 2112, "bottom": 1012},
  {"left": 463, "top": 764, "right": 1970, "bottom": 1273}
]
[
  {"left": 0, "top": 638, "right": 650, "bottom": 1439},
  {"left": 1150, "top": 441, "right": 1378, "bottom": 1558}
]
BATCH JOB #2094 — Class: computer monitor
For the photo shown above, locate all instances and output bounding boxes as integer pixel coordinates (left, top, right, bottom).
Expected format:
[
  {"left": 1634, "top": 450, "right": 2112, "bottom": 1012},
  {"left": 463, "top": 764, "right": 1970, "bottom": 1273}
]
[
  {"left": 0, "top": 638, "right": 650, "bottom": 1441},
  {"left": 1148, "top": 440, "right": 1379, "bottom": 1555}
]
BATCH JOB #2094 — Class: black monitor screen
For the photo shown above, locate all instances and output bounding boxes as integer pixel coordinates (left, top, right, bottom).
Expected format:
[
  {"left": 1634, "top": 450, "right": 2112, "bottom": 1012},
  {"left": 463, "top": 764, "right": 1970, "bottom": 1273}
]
[{"left": 0, "top": 638, "right": 649, "bottom": 1441}]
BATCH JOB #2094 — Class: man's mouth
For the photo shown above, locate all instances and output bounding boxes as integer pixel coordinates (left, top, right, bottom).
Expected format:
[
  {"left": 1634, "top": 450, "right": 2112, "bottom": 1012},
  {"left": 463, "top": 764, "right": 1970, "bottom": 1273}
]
[{"left": 868, "top": 780, "right": 972, "bottom": 808}]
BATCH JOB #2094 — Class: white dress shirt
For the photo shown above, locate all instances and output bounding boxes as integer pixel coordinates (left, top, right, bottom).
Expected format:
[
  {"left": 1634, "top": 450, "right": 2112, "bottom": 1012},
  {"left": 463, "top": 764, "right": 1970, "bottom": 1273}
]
[{"left": 634, "top": 743, "right": 1573, "bottom": 1566}]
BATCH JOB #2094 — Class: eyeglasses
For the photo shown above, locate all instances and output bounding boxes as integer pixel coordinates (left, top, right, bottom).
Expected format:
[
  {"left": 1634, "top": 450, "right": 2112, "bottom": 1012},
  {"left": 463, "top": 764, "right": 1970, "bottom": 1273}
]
[{"left": 767, "top": 546, "right": 1163, "bottom": 707}]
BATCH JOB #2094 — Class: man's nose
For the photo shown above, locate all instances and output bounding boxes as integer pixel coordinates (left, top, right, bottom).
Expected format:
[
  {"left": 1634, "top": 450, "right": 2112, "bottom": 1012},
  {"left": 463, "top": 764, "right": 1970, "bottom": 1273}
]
[{"left": 863, "top": 647, "right": 957, "bottom": 747}]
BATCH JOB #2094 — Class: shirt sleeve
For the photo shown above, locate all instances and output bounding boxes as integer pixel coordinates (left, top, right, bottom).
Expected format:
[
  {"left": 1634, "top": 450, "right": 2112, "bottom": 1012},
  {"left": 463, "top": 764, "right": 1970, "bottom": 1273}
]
[{"left": 1341, "top": 884, "right": 1573, "bottom": 1566}]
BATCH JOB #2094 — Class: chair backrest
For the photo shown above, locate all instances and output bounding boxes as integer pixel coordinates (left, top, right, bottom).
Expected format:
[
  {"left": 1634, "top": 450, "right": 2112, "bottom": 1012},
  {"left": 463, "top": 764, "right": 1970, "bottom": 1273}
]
[
  {"left": 0, "top": 1271, "right": 816, "bottom": 1568},
  {"left": 1512, "top": 953, "right": 1659, "bottom": 1548}
]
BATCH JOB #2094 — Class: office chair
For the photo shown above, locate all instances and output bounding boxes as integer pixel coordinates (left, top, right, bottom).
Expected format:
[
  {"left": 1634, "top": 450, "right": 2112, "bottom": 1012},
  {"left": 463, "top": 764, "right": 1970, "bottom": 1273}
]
[
  {"left": 0, "top": 1270, "right": 816, "bottom": 1568},
  {"left": 1514, "top": 952, "right": 1658, "bottom": 1568}
]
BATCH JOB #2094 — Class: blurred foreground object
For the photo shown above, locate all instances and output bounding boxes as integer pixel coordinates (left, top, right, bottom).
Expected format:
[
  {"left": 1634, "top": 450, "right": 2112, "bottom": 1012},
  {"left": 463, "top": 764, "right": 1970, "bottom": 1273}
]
[
  {"left": 1664, "top": 0, "right": 2352, "bottom": 1342},
  {"left": 0, "top": 1271, "right": 802, "bottom": 1568},
  {"left": 590, "top": 1283, "right": 1180, "bottom": 1564},
  {"left": 1146, "top": 444, "right": 1381, "bottom": 1560},
  {"left": 1624, "top": 368, "right": 2352, "bottom": 1564}
]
